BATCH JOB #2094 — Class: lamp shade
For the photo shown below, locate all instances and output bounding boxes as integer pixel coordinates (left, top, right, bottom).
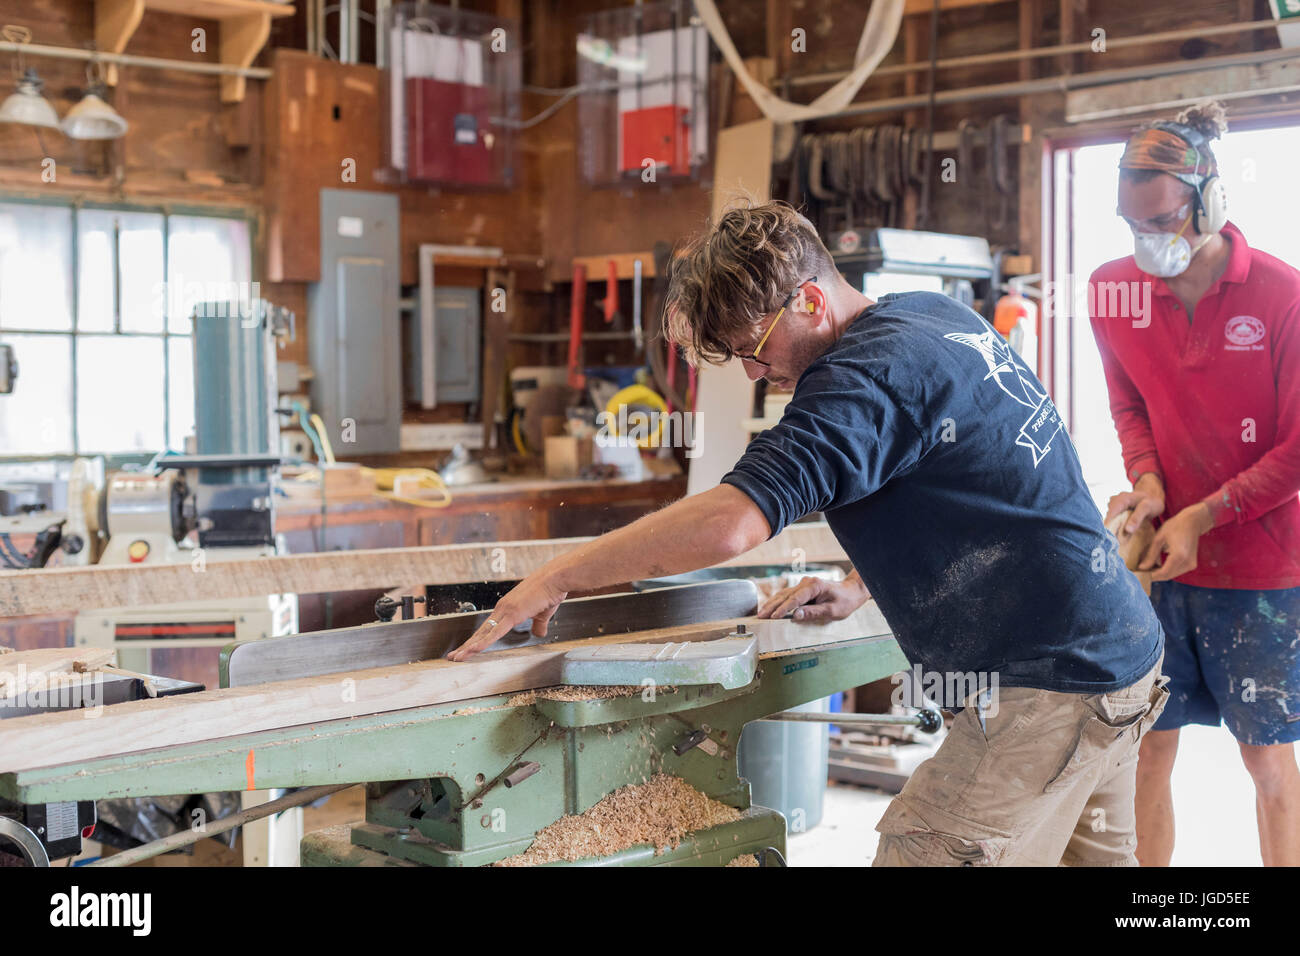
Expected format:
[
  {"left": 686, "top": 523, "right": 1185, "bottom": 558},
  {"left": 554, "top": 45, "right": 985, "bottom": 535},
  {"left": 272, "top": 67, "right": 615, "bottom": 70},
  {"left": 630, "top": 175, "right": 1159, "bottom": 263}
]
[
  {"left": 0, "top": 69, "right": 60, "bottom": 129},
  {"left": 61, "top": 89, "right": 128, "bottom": 140}
]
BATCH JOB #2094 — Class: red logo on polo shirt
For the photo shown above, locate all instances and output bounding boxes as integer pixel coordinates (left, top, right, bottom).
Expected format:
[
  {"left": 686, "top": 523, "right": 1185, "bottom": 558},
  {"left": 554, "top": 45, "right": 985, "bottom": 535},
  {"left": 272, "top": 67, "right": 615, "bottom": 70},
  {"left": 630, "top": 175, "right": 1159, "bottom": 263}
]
[{"left": 1224, "top": 315, "right": 1266, "bottom": 350}]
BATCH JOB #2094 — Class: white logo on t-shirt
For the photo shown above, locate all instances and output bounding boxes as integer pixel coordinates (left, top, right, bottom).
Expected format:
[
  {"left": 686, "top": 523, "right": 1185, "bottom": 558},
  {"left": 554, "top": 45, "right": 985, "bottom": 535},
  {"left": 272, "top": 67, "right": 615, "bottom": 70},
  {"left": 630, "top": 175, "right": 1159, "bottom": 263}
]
[
  {"left": 944, "top": 328, "right": 1063, "bottom": 467},
  {"left": 1224, "top": 315, "right": 1266, "bottom": 350}
]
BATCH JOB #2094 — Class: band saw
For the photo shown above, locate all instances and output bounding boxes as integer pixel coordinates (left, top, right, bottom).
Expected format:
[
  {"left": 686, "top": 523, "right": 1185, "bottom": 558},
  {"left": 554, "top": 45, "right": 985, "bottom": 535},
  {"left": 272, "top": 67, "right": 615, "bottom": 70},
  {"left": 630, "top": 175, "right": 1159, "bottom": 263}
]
[{"left": 0, "top": 579, "right": 915, "bottom": 867}]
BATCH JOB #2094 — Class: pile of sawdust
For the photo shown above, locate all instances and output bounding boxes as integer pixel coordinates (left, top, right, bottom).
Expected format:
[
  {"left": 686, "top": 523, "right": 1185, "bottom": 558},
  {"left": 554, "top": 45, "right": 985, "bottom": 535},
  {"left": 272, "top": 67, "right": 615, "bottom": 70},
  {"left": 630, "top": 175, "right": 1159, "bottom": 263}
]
[
  {"left": 493, "top": 773, "right": 742, "bottom": 866},
  {"left": 726, "top": 853, "right": 759, "bottom": 867},
  {"left": 507, "top": 684, "right": 671, "bottom": 706}
]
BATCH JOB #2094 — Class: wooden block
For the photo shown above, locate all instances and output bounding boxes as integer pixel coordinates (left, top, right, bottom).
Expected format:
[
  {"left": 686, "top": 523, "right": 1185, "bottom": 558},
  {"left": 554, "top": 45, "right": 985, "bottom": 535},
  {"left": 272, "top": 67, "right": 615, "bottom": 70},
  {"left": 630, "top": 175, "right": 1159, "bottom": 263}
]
[
  {"left": 1107, "top": 510, "right": 1156, "bottom": 596},
  {"left": 320, "top": 464, "right": 376, "bottom": 499},
  {"left": 544, "top": 436, "right": 593, "bottom": 480},
  {"left": 540, "top": 415, "right": 567, "bottom": 441},
  {"left": 1001, "top": 254, "right": 1035, "bottom": 276}
]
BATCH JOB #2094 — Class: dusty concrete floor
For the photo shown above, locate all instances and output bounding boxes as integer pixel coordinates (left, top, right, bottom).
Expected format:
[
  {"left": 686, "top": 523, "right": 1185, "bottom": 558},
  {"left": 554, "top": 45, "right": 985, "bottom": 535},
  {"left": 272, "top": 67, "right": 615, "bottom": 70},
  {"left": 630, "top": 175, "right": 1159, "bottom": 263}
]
[{"left": 786, "top": 723, "right": 1280, "bottom": 866}]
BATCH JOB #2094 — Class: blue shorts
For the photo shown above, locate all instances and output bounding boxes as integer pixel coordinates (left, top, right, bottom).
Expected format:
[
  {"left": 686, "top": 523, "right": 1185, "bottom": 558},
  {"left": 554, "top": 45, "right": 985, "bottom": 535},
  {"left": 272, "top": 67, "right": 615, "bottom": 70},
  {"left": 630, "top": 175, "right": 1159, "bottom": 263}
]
[{"left": 1150, "top": 581, "right": 1300, "bottom": 745}]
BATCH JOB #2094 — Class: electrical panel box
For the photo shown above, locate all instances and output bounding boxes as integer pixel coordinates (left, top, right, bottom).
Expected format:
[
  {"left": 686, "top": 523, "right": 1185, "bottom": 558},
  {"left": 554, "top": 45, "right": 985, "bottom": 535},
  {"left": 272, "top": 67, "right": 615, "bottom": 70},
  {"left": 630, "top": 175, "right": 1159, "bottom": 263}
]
[
  {"left": 384, "top": 2, "right": 520, "bottom": 189},
  {"left": 403, "top": 285, "right": 481, "bottom": 406},
  {"left": 308, "top": 190, "right": 402, "bottom": 455},
  {"left": 577, "top": 1, "right": 709, "bottom": 186}
]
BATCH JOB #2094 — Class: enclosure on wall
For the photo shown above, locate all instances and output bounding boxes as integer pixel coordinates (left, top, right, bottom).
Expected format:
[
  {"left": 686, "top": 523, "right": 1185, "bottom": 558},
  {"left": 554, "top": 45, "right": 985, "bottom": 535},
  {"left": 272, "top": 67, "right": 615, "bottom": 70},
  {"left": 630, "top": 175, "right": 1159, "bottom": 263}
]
[
  {"left": 384, "top": 1, "right": 521, "bottom": 189},
  {"left": 576, "top": 0, "right": 710, "bottom": 187}
]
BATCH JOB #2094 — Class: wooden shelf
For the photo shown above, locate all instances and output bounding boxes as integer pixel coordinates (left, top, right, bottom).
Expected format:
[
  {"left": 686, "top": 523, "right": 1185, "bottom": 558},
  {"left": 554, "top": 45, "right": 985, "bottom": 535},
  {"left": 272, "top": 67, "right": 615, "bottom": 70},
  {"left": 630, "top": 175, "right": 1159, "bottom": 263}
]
[
  {"left": 572, "top": 252, "right": 657, "bottom": 280},
  {"left": 147, "top": 0, "right": 294, "bottom": 17},
  {"left": 95, "top": 0, "right": 294, "bottom": 103}
]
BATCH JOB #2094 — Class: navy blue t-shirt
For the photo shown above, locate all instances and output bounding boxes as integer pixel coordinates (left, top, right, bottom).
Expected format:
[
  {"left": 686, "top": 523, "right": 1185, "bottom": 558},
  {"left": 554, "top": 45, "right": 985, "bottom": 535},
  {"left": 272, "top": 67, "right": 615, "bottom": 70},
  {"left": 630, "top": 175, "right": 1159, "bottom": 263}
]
[{"left": 723, "top": 291, "right": 1163, "bottom": 694}]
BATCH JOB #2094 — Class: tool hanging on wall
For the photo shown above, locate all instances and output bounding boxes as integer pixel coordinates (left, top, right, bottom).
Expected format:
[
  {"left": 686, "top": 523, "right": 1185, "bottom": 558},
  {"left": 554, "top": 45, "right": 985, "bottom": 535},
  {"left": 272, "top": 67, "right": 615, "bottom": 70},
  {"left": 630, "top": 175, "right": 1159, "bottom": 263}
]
[
  {"left": 632, "top": 257, "right": 644, "bottom": 353},
  {"left": 566, "top": 263, "right": 588, "bottom": 390},
  {"left": 602, "top": 259, "right": 620, "bottom": 324},
  {"left": 988, "top": 113, "right": 1017, "bottom": 233},
  {"left": 957, "top": 116, "right": 1017, "bottom": 235},
  {"left": 797, "top": 124, "right": 919, "bottom": 235}
]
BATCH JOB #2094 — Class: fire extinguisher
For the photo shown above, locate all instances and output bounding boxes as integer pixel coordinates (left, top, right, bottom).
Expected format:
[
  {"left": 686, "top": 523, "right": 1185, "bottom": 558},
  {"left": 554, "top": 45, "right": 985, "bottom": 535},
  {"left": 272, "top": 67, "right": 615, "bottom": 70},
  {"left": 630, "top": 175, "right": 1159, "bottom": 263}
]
[{"left": 993, "top": 275, "right": 1040, "bottom": 376}]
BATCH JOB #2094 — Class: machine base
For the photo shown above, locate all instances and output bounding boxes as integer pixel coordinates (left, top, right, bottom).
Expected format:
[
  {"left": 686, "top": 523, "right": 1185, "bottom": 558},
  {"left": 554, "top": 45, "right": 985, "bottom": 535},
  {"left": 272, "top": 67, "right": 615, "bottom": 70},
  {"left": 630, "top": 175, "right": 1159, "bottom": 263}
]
[{"left": 301, "top": 805, "right": 787, "bottom": 867}]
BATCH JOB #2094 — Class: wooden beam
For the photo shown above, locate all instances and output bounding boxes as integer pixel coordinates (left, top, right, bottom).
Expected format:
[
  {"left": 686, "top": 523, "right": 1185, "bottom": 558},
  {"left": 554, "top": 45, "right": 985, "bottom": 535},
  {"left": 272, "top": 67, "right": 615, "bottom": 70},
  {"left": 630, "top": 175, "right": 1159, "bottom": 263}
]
[
  {"left": 94, "top": 0, "right": 145, "bottom": 87},
  {"left": 1058, "top": 0, "right": 1088, "bottom": 77},
  {"left": 1064, "top": 56, "right": 1300, "bottom": 123},
  {"left": 0, "top": 523, "right": 847, "bottom": 619},
  {"left": 1017, "top": 0, "right": 1044, "bottom": 278},
  {"left": 903, "top": 0, "right": 1011, "bottom": 12},
  {"left": 0, "top": 604, "right": 889, "bottom": 773},
  {"left": 218, "top": 11, "right": 271, "bottom": 104}
]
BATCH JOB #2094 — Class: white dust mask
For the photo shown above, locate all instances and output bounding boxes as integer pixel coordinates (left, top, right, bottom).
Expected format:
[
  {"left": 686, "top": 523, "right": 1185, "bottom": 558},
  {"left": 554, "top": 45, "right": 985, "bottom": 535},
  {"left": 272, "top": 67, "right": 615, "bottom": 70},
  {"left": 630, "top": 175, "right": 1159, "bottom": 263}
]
[{"left": 1133, "top": 210, "right": 1208, "bottom": 278}]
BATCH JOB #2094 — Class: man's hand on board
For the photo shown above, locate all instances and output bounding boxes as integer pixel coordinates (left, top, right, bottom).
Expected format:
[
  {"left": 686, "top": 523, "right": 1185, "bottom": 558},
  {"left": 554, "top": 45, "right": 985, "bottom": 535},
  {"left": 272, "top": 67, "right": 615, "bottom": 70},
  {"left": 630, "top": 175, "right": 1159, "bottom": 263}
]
[
  {"left": 757, "top": 574, "right": 870, "bottom": 623},
  {"left": 446, "top": 574, "right": 568, "bottom": 662}
]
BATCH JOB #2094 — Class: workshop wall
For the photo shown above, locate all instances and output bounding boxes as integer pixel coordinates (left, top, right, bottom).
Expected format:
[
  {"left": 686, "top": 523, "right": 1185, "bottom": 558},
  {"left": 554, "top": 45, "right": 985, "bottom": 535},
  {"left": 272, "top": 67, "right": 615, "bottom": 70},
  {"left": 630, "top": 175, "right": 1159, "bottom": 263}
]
[{"left": 0, "top": 0, "right": 1286, "bottom": 445}]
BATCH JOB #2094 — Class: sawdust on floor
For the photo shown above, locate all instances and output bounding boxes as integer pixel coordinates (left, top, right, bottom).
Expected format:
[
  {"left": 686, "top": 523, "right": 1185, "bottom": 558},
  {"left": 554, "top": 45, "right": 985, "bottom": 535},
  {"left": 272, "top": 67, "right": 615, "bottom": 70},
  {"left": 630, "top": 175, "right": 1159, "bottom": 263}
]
[
  {"left": 493, "top": 773, "right": 741, "bottom": 867},
  {"left": 726, "top": 853, "right": 758, "bottom": 866}
]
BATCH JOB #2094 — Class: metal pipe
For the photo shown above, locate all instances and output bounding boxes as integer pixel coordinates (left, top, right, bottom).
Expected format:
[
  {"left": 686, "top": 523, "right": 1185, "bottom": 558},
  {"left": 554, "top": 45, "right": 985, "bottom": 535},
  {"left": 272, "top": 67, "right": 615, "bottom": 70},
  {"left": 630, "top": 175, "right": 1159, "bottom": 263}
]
[
  {"left": 89, "top": 784, "right": 352, "bottom": 867},
  {"left": 508, "top": 331, "right": 639, "bottom": 342},
  {"left": 765, "top": 709, "right": 944, "bottom": 734},
  {"left": 306, "top": 0, "right": 318, "bottom": 57},
  {"left": 0, "top": 40, "right": 271, "bottom": 80},
  {"left": 828, "top": 45, "right": 1300, "bottom": 120},
  {"left": 782, "top": 18, "right": 1287, "bottom": 88},
  {"left": 767, "top": 710, "right": 917, "bottom": 726}
]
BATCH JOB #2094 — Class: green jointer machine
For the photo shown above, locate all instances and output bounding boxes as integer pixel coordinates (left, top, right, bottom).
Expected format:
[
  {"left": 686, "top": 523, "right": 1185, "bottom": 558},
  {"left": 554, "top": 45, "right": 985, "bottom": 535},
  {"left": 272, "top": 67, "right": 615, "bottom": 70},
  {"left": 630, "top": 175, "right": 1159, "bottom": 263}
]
[{"left": 1, "top": 580, "right": 926, "bottom": 867}]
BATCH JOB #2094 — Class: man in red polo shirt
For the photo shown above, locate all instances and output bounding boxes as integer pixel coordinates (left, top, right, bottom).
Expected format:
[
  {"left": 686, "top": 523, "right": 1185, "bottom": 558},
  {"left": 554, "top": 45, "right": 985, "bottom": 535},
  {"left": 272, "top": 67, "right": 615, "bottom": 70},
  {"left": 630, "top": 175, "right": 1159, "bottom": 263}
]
[{"left": 1090, "top": 102, "right": 1300, "bottom": 866}]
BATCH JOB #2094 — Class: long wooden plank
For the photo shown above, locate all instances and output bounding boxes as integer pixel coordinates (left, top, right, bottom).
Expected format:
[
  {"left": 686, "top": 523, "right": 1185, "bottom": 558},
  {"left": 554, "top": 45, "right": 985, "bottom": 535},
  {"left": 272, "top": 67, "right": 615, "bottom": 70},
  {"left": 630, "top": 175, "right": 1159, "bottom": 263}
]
[
  {"left": 0, "top": 523, "right": 846, "bottom": 619},
  {"left": 0, "top": 604, "right": 888, "bottom": 773}
]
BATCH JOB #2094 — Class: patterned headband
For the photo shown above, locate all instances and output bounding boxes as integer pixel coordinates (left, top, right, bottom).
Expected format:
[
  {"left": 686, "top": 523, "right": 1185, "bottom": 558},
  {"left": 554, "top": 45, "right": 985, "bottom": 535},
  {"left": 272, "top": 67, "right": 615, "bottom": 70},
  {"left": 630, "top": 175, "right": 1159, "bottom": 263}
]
[{"left": 1119, "top": 126, "right": 1216, "bottom": 188}]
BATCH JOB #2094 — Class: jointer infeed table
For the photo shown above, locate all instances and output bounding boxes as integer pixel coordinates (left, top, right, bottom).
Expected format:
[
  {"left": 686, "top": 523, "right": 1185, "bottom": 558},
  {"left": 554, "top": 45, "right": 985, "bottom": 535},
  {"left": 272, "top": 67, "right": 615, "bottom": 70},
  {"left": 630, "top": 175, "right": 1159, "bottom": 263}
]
[{"left": 0, "top": 581, "right": 911, "bottom": 867}]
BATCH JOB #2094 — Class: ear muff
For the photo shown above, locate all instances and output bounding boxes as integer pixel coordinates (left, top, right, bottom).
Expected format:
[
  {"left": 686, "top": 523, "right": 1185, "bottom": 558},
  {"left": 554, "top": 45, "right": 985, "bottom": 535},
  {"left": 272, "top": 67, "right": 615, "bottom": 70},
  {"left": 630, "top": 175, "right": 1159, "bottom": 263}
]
[
  {"left": 1197, "top": 175, "right": 1227, "bottom": 235},
  {"left": 1153, "top": 120, "right": 1227, "bottom": 235}
]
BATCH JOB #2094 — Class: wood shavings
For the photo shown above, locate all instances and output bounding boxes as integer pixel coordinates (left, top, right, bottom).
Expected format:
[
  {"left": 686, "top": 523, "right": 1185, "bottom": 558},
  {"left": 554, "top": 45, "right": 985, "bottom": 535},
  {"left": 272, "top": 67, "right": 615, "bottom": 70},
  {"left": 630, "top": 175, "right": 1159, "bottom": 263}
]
[
  {"left": 493, "top": 773, "right": 742, "bottom": 867},
  {"left": 507, "top": 684, "right": 663, "bottom": 706},
  {"left": 726, "top": 853, "right": 759, "bottom": 867}
]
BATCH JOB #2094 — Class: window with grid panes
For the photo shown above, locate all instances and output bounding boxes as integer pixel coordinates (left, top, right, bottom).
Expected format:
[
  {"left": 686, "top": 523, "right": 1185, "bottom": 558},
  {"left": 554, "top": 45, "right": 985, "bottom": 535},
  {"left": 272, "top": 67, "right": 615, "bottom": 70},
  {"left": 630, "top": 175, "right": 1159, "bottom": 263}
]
[{"left": 0, "top": 200, "right": 252, "bottom": 456}]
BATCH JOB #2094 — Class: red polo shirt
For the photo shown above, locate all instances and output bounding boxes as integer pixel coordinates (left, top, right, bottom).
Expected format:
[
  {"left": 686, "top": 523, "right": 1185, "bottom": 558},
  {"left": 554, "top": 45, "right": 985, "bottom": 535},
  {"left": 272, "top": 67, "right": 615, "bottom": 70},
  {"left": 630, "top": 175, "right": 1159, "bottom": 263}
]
[{"left": 1089, "top": 221, "right": 1300, "bottom": 589}]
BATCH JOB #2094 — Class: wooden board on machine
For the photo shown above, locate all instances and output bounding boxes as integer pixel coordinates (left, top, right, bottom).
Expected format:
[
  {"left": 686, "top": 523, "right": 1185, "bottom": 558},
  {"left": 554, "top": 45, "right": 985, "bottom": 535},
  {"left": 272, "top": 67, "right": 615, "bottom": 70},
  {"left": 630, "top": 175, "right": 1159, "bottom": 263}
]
[
  {"left": 0, "top": 603, "right": 892, "bottom": 774},
  {"left": 0, "top": 523, "right": 848, "bottom": 619}
]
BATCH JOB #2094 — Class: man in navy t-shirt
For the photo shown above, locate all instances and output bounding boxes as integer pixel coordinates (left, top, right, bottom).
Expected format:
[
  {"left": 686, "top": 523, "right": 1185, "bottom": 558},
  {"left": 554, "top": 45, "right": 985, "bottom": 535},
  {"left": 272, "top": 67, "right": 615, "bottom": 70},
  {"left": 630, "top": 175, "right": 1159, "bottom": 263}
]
[{"left": 452, "top": 201, "right": 1168, "bottom": 866}]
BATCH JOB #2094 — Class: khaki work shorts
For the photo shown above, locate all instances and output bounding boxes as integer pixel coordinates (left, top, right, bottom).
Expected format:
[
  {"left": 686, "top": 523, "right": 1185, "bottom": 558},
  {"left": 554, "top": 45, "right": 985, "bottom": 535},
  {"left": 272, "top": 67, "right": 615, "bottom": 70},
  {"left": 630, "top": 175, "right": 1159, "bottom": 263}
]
[{"left": 874, "top": 657, "right": 1169, "bottom": 867}]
